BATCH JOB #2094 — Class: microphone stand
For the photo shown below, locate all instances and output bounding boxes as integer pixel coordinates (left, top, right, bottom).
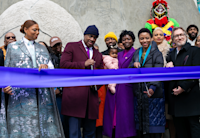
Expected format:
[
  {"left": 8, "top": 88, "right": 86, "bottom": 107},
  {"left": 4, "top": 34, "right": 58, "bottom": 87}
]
[{"left": 91, "top": 63, "right": 97, "bottom": 91}]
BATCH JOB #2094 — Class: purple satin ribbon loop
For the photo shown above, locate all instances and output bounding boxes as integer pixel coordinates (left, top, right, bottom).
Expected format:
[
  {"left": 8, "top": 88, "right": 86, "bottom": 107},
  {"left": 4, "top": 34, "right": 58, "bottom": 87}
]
[{"left": 0, "top": 66, "right": 200, "bottom": 88}]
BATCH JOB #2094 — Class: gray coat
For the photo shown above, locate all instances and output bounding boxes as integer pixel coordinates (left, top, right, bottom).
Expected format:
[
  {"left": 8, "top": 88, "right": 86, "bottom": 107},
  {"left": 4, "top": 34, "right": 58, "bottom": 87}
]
[{"left": 0, "top": 39, "right": 64, "bottom": 138}]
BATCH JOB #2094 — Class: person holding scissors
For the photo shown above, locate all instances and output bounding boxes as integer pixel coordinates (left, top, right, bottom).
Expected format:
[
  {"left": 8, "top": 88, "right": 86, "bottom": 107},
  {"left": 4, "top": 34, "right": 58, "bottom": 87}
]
[{"left": 129, "top": 28, "right": 165, "bottom": 138}]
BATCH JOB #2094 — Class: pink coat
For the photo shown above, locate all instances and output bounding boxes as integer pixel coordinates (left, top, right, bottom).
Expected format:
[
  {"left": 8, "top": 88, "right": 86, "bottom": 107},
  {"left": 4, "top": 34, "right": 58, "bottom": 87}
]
[
  {"left": 103, "top": 55, "right": 118, "bottom": 69},
  {"left": 103, "top": 55, "right": 118, "bottom": 94}
]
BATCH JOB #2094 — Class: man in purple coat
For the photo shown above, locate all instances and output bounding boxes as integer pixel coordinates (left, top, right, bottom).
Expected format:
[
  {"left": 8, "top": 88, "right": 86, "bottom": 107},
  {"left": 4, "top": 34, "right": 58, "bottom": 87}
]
[{"left": 60, "top": 25, "right": 103, "bottom": 138}]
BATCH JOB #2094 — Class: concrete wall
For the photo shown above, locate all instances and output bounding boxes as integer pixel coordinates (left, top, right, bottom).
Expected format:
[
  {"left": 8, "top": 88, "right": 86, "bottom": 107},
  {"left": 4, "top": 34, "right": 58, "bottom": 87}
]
[{"left": 0, "top": 0, "right": 200, "bottom": 51}]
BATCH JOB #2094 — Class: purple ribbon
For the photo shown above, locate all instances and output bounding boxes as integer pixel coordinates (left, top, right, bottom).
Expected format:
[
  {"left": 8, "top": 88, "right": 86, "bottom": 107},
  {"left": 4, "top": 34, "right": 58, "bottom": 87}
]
[{"left": 0, "top": 66, "right": 200, "bottom": 88}]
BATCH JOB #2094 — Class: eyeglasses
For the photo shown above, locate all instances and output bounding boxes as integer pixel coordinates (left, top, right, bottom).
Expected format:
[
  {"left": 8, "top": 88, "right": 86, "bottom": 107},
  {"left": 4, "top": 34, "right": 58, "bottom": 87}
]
[
  {"left": 174, "top": 33, "right": 185, "bottom": 39},
  {"left": 6, "top": 36, "right": 16, "bottom": 39}
]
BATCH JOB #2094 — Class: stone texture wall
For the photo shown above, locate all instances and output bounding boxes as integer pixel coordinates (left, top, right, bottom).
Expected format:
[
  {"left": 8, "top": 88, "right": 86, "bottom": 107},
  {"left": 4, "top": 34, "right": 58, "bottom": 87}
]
[{"left": 0, "top": 0, "right": 200, "bottom": 51}]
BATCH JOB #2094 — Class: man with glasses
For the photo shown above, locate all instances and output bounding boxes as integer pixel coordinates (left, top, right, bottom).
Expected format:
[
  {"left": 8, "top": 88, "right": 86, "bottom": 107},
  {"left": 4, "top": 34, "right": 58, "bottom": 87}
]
[
  {"left": 166, "top": 27, "right": 200, "bottom": 138},
  {"left": 0, "top": 32, "right": 16, "bottom": 59}
]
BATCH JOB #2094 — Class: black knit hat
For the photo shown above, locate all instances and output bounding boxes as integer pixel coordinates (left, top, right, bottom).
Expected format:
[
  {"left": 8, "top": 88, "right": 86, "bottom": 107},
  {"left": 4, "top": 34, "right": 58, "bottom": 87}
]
[
  {"left": 138, "top": 28, "right": 152, "bottom": 38},
  {"left": 84, "top": 25, "right": 99, "bottom": 37},
  {"left": 186, "top": 24, "right": 199, "bottom": 33}
]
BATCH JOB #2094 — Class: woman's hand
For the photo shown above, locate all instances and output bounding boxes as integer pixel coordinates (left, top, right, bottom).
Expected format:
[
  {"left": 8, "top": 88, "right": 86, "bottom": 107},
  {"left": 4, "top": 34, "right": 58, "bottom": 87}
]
[
  {"left": 144, "top": 89, "right": 154, "bottom": 98},
  {"left": 38, "top": 64, "right": 48, "bottom": 71},
  {"left": 166, "top": 61, "right": 174, "bottom": 67},
  {"left": 134, "top": 62, "right": 141, "bottom": 68},
  {"left": 3, "top": 86, "right": 13, "bottom": 95}
]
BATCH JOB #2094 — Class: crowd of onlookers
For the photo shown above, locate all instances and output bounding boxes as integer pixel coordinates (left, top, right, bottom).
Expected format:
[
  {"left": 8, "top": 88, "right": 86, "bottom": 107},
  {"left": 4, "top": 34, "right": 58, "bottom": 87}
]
[{"left": 0, "top": 20, "right": 200, "bottom": 138}]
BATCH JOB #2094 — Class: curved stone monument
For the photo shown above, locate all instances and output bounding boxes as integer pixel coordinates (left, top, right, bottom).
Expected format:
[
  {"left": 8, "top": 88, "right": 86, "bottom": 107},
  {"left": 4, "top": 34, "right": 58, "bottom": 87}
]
[{"left": 0, "top": 0, "right": 83, "bottom": 49}]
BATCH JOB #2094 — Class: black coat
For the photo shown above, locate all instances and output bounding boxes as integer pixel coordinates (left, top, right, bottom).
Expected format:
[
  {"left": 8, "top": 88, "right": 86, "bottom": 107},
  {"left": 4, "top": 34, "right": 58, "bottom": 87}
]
[
  {"left": 166, "top": 42, "right": 200, "bottom": 117},
  {"left": 50, "top": 53, "right": 61, "bottom": 68},
  {"left": 129, "top": 41, "right": 164, "bottom": 133},
  {"left": 129, "top": 41, "right": 164, "bottom": 91},
  {"left": 0, "top": 49, "right": 4, "bottom": 66}
]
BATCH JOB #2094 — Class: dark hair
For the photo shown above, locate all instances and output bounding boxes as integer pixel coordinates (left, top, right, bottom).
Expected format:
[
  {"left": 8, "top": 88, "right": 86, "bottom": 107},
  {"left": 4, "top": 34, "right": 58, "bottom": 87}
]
[
  {"left": 119, "top": 30, "right": 135, "bottom": 43},
  {"left": 108, "top": 47, "right": 118, "bottom": 54},
  {"left": 186, "top": 24, "right": 199, "bottom": 33},
  {"left": 118, "top": 38, "right": 122, "bottom": 44},
  {"left": 20, "top": 20, "right": 38, "bottom": 34},
  {"left": 138, "top": 28, "right": 152, "bottom": 38},
  {"left": 38, "top": 41, "right": 53, "bottom": 54}
]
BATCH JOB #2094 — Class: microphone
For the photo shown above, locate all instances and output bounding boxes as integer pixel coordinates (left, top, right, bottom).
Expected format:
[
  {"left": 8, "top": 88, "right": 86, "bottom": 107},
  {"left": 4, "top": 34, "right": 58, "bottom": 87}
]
[{"left": 91, "top": 63, "right": 98, "bottom": 91}]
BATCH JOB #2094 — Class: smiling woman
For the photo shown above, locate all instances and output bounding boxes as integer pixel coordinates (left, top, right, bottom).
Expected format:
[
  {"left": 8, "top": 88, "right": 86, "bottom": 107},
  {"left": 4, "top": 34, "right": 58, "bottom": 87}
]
[
  {"left": 103, "top": 30, "right": 137, "bottom": 138},
  {"left": 153, "top": 27, "right": 170, "bottom": 66},
  {"left": 129, "top": 28, "right": 165, "bottom": 137},
  {"left": 0, "top": 20, "right": 64, "bottom": 138}
]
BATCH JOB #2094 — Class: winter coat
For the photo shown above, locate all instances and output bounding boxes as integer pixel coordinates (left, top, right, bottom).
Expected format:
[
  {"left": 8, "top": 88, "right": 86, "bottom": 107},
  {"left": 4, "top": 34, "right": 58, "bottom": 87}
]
[
  {"left": 129, "top": 41, "right": 165, "bottom": 134},
  {"left": 103, "top": 55, "right": 118, "bottom": 93},
  {"left": 157, "top": 39, "right": 170, "bottom": 66},
  {"left": 0, "top": 49, "right": 3, "bottom": 66},
  {"left": 166, "top": 42, "right": 200, "bottom": 117},
  {"left": 50, "top": 53, "right": 61, "bottom": 68},
  {"left": 60, "top": 40, "right": 103, "bottom": 119},
  {"left": 96, "top": 85, "right": 107, "bottom": 127},
  {"left": 103, "top": 55, "right": 118, "bottom": 69},
  {"left": 1, "top": 39, "right": 64, "bottom": 138},
  {"left": 103, "top": 47, "right": 137, "bottom": 138}
]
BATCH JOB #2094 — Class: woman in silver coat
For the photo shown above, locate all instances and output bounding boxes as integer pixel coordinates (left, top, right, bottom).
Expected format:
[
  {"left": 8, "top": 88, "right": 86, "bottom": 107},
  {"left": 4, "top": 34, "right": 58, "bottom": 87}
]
[{"left": 1, "top": 20, "right": 64, "bottom": 138}]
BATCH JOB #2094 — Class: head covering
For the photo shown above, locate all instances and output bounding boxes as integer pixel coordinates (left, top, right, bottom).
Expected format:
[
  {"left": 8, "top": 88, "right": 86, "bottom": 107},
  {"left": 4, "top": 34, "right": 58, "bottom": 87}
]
[
  {"left": 138, "top": 28, "right": 152, "bottom": 38},
  {"left": 151, "top": 0, "right": 169, "bottom": 27},
  {"left": 50, "top": 36, "right": 62, "bottom": 47},
  {"left": 104, "top": 32, "right": 118, "bottom": 42},
  {"left": 84, "top": 25, "right": 99, "bottom": 37},
  {"left": 186, "top": 24, "right": 199, "bottom": 33}
]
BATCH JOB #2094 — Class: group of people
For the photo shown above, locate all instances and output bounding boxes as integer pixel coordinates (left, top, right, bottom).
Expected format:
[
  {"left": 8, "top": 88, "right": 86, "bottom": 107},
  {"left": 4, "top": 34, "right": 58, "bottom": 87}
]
[{"left": 0, "top": 18, "right": 200, "bottom": 138}]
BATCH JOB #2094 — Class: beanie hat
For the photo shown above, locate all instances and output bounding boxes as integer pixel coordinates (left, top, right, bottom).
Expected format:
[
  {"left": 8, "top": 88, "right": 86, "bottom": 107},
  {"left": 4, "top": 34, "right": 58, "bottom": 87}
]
[
  {"left": 104, "top": 32, "right": 118, "bottom": 42},
  {"left": 84, "top": 25, "right": 99, "bottom": 37}
]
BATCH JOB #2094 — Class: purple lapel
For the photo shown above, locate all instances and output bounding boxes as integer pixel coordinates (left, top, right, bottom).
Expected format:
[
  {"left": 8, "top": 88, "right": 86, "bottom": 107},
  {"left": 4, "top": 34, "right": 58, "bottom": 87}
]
[
  {"left": 118, "top": 50, "right": 124, "bottom": 68},
  {"left": 118, "top": 47, "right": 135, "bottom": 68}
]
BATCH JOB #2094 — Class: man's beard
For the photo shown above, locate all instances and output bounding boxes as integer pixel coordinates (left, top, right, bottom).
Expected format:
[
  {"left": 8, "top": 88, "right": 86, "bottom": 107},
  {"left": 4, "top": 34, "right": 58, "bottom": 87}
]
[
  {"left": 176, "top": 40, "right": 186, "bottom": 47},
  {"left": 188, "top": 33, "right": 198, "bottom": 41}
]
